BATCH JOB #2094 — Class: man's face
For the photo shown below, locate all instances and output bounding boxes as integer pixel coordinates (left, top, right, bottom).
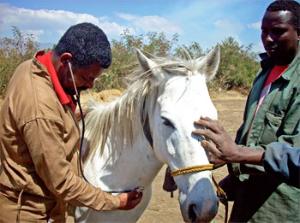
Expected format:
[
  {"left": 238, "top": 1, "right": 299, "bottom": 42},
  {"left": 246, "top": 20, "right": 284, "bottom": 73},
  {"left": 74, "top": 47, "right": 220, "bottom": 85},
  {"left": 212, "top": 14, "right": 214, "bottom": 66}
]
[
  {"left": 261, "top": 10, "right": 299, "bottom": 65},
  {"left": 58, "top": 62, "right": 103, "bottom": 95}
]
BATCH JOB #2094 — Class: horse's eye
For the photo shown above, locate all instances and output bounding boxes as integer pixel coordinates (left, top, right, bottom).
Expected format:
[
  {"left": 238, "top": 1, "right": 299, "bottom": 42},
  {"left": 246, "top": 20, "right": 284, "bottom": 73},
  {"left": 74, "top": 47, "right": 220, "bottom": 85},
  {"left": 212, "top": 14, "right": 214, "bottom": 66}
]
[
  {"left": 161, "top": 117, "right": 175, "bottom": 129},
  {"left": 177, "top": 65, "right": 185, "bottom": 69}
]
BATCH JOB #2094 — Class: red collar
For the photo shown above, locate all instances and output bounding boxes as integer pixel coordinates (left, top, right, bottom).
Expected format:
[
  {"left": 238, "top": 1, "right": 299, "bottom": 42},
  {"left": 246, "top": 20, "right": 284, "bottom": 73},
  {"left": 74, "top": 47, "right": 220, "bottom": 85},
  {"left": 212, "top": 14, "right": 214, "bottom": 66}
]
[
  {"left": 264, "top": 65, "right": 288, "bottom": 87},
  {"left": 36, "top": 51, "right": 76, "bottom": 112}
]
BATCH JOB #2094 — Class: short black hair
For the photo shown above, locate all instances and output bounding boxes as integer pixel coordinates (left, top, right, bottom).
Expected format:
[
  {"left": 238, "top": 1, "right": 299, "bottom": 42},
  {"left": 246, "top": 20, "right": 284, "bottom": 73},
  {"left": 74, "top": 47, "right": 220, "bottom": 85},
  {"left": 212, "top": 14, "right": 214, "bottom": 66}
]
[
  {"left": 266, "top": 0, "right": 300, "bottom": 33},
  {"left": 54, "top": 22, "right": 112, "bottom": 68}
]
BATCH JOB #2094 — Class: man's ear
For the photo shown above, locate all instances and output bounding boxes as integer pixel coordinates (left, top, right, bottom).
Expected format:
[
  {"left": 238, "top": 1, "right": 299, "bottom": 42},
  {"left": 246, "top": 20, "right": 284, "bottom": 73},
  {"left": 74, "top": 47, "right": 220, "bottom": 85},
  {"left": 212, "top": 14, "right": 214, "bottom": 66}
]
[{"left": 60, "top": 52, "right": 72, "bottom": 65}]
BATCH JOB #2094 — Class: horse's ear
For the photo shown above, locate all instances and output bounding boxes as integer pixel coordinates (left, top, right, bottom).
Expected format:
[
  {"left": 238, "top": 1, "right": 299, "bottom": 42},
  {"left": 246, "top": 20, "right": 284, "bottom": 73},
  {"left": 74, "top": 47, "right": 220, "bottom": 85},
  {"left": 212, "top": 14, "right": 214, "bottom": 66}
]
[
  {"left": 136, "top": 48, "right": 163, "bottom": 83},
  {"left": 136, "top": 48, "right": 157, "bottom": 72},
  {"left": 196, "top": 45, "right": 220, "bottom": 81},
  {"left": 142, "top": 50, "right": 157, "bottom": 60}
]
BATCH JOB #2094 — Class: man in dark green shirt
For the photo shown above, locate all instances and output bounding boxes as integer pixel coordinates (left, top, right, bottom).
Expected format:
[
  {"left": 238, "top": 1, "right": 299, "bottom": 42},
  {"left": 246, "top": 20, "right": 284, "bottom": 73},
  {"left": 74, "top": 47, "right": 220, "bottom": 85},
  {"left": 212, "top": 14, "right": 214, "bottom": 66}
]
[{"left": 193, "top": 1, "right": 300, "bottom": 222}]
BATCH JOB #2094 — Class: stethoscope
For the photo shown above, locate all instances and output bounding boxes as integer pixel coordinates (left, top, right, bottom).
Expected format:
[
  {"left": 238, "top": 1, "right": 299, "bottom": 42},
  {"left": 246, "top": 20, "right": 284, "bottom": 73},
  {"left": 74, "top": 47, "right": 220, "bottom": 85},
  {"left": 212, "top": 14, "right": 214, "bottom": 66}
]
[
  {"left": 67, "top": 61, "right": 87, "bottom": 182},
  {"left": 67, "top": 61, "right": 143, "bottom": 194}
]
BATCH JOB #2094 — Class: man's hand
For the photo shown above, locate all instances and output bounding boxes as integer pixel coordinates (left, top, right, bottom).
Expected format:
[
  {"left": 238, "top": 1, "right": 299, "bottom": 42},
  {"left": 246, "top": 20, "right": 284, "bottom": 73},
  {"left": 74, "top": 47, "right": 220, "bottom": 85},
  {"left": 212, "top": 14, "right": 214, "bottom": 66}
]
[
  {"left": 117, "top": 190, "right": 143, "bottom": 210},
  {"left": 192, "top": 117, "right": 240, "bottom": 164}
]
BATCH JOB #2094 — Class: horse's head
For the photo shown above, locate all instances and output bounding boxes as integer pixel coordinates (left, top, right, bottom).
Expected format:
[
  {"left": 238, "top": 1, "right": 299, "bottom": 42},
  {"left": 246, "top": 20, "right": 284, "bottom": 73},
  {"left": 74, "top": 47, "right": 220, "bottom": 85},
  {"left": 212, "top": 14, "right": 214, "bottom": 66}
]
[{"left": 137, "top": 47, "right": 220, "bottom": 223}]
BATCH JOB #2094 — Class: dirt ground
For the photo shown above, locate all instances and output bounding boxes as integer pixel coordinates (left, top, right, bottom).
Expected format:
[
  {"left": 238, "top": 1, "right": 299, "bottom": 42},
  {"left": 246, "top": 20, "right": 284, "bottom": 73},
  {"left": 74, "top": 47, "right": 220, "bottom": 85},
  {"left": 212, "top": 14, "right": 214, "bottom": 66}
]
[{"left": 0, "top": 90, "right": 247, "bottom": 223}]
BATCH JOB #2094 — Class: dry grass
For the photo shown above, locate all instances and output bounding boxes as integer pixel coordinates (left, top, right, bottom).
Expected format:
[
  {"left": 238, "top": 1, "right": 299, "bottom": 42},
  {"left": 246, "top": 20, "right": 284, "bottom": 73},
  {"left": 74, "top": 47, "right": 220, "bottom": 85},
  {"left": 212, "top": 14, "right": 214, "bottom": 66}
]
[{"left": 80, "top": 89, "right": 123, "bottom": 103}]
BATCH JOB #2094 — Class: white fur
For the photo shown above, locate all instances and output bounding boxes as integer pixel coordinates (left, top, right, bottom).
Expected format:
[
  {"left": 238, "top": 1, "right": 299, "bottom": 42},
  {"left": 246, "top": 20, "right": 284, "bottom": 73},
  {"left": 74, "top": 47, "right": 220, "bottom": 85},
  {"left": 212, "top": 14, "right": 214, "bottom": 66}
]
[{"left": 76, "top": 46, "right": 220, "bottom": 223}]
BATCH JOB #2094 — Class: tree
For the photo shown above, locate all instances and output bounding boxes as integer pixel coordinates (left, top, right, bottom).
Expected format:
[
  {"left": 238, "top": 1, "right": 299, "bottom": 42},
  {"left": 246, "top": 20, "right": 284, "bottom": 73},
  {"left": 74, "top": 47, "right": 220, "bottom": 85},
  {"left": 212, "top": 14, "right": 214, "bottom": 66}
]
[
  {"left": 0, "top": 28, "right": 259, "bottom": 95},
  {"left": 216, "top": 37, "right": 259, "bottom": 91},
  {"left": 0, "top": 27, "right": 38, "bottom": 94},
  {"left": 174, "top": 41, "right": 204, "bottom": 59},
  {"left": 94, "top": 31, "right": 178, "bottom": 91}
]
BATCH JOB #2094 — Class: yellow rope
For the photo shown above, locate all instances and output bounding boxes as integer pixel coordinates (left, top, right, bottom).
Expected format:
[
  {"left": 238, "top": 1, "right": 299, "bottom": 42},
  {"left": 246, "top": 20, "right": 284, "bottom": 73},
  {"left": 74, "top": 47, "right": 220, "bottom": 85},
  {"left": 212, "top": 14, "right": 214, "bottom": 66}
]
[
  {"left": 212, "top": 175, "right": 228, "bottom": 223},
  {"left": 170, "top": 164, "right": 228, "bottom": 223},
  {"left": 171, "top": 164, "right": 214, "bottom": 176}
]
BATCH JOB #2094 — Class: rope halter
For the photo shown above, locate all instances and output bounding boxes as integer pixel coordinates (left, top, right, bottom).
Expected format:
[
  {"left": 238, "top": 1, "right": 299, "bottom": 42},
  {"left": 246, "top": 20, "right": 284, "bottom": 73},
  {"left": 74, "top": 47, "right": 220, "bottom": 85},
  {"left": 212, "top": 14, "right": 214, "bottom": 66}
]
[
  {"left": 171, "top": 163, "right": 229, "bottom": 223},
  {"left": 171, "top": 164, "right": 214, "bottom": 177}
]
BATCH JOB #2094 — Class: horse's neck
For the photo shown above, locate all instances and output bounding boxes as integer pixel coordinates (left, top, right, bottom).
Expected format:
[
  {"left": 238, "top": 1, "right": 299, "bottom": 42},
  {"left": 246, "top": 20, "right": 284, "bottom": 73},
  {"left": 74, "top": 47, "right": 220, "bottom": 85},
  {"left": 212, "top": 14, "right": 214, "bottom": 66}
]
[
  {"left": 83, "top": 98, "right": 163, "bottom": 192},
  {"left": 83, "top": 132, "right": 162, "bottom": 192}
]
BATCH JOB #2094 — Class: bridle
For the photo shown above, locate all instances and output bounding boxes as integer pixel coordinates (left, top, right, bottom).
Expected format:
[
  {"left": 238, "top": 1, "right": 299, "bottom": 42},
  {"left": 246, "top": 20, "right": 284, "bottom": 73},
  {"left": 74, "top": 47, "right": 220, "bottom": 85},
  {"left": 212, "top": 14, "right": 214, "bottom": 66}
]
[
  {"left": 171, "top": 164, "right": 214, "bottom": 176},
  {"left": 142, "top": 110, "right": 219, "bottom": 178},
  {"left": 141, "top": 108, "right": 228, "bottom": 223},
  {"left": 170, "top": 163, "right": 228, "bottom": 223}
]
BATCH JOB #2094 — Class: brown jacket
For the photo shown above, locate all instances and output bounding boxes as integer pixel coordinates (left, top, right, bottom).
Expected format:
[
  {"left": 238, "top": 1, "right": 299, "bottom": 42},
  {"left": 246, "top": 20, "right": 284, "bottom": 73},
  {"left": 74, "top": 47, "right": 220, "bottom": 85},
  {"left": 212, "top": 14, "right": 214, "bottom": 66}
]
[{"left": 0, "top": 57, "right": 120, "bottom": 222}]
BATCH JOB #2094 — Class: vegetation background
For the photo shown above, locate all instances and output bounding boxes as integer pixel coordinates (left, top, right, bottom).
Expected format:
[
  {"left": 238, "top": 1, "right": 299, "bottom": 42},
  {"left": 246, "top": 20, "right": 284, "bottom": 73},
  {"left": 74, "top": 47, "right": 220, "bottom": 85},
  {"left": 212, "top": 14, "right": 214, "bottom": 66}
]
[
  {"left": 0, "top": 27, "right": 260, "bottom": 96},
  {"left": 0, "top": 26, "right": 256, "bottom": 223}
]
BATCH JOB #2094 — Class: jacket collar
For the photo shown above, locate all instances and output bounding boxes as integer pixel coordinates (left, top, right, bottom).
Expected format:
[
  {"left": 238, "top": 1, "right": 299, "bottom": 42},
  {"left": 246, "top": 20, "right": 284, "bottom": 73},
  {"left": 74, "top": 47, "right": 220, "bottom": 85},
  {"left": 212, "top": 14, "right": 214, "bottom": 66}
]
[
  {"left": 259, "top": 42, "right": 300, "bottom": 81},
  {"left": 33, "top": 50, "right": 76, "bottom": 111}
]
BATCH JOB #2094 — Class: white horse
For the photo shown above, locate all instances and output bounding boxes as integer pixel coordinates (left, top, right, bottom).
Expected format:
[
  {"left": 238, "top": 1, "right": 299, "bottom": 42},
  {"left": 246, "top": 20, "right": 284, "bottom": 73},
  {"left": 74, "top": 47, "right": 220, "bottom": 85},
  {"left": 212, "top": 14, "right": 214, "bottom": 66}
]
[{"left": 76, "top": 46, "right": 221, "bottom": 223}]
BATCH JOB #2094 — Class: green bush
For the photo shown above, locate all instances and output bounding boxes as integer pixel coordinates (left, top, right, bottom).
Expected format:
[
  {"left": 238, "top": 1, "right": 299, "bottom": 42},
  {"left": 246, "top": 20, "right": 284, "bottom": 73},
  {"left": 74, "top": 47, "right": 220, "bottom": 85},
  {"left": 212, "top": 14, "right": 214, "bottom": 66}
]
[
  {"left": 214, "top": 37, "right": 260, "bottom": 91},
  {"left": 93, "top": 30, "right": 178, "bottom": 92},
  {"left": 0, "top": 27, "right": 260, "bottom": 95},
  {"left": 0, "top": 27, "right": 38, "bottom": 94}
]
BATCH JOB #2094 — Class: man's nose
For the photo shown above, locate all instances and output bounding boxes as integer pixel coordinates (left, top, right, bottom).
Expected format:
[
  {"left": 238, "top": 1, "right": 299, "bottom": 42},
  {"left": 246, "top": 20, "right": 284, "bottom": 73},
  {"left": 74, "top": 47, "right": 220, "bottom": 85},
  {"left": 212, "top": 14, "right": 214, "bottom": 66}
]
[{"left": 265, "top": 33, "right": 274, "bottom": 43}]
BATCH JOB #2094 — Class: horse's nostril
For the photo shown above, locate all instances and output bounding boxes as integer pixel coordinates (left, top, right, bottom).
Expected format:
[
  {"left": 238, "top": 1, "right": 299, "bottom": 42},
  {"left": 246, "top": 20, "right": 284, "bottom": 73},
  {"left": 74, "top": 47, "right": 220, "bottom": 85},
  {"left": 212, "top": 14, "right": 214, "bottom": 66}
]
[{"left": 188, "top": 204, "right": 197, "bottom": 223}]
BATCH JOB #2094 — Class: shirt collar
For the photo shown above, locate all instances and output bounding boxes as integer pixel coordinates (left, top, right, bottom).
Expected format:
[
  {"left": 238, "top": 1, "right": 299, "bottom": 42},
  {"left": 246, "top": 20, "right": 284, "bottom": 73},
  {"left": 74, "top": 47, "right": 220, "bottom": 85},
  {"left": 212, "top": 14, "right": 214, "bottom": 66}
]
[
  {"left": 259, "top": 43, "right": 300, "bottom": 81},
  {"left": 36, "top": 51, "right": 76, "bottom": 111}
]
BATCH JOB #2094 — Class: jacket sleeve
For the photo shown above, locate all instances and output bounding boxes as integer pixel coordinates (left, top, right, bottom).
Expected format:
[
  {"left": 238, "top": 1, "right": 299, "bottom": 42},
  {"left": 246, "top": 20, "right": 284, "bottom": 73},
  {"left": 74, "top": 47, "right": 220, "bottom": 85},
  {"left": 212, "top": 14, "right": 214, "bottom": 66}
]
[
  {"left": 231, "top": 88, "right": 300, "bottom": 176},
  {"left": 263, "top": 142, "right": 300, "bottom": 188},
  {"left": 22, "top": 118, "right": 120, "bottom": 211}
]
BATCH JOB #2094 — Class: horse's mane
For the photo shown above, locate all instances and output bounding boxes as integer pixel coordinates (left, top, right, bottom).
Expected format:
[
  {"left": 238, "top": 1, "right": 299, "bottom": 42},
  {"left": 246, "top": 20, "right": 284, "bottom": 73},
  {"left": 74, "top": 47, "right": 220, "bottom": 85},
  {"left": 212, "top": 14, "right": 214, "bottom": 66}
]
[{"left": 83, "top": 52, "right": 200, "bottom": 159}]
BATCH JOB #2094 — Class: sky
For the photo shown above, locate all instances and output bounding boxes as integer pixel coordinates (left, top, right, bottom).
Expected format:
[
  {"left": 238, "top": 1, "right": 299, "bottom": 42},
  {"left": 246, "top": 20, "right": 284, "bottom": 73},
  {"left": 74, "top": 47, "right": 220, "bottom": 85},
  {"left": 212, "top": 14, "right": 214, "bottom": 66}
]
[{"left": 0, "top": 0, "right": 276, "bottom": 53}]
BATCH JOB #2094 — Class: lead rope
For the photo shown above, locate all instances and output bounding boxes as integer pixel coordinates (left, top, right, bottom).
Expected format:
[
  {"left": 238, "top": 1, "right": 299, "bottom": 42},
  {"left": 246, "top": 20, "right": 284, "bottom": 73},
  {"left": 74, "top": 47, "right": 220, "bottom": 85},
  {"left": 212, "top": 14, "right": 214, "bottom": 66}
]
[
  {"left": 171, "top": 164, "right": 228, "bottom": 223},
  {"left": 171, "top": 164, "right": 214, "bottom": 176},
  {"left": 212, "top": 175, "right": 228, "bottom": 223}
]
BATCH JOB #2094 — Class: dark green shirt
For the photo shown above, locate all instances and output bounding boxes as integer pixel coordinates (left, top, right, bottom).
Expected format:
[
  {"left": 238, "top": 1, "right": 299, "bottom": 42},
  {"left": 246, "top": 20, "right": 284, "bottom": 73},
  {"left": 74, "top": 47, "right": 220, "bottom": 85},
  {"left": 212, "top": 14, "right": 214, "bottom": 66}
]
[{"left": 229, "top": 44, "right": 300, "bottom": 223}]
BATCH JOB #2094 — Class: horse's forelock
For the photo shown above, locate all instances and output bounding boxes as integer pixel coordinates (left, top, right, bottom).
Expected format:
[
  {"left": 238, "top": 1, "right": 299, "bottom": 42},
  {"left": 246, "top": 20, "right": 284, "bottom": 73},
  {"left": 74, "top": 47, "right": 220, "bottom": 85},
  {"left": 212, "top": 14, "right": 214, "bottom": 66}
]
[{"left": 83, "top": 55, "right": 198, "bottom": 159}]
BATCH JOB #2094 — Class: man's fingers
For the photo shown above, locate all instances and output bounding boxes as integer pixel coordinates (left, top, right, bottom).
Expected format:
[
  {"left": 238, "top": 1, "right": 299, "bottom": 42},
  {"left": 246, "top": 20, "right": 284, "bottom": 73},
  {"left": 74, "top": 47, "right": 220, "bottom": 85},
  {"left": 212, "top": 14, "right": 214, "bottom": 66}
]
[
  {"left": 194, "top": 117, "right": 221, "bottom": 134},
  {"left": 201, "top": 140, "right": 221, "bottom": 157},
  {"left": 201, "top": 140, "right": 225, "bottom": 165},
  {"left": 199, "top": 116, "right": 213, "bottom": 121},
  {"left": 132, "top": 192, "right": 142, "bottom": 203},
  {"left": 118, "top": 190, "right": 143, "bottom": 210},
  {"left": 128, "top": 191, "right": 142, "bottom": 209},
  {"left": 193, "top": 128, "right": 217, "bottom": 142}
]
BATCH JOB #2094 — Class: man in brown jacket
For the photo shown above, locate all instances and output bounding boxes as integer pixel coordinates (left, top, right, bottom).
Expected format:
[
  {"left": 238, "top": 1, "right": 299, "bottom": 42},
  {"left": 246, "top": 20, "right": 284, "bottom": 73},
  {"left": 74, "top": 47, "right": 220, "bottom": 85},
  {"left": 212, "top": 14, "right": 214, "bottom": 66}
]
[{"left": 0, "top": 23, "right": 142, "bottom": 222}]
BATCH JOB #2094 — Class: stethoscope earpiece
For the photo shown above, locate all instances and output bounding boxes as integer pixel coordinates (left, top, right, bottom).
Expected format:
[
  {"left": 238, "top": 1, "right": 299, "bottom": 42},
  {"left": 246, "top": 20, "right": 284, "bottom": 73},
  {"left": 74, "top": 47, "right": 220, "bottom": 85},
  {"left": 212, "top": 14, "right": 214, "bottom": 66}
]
[{"left": 67, "top": 61, "right": 79, "bottom": 97}]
